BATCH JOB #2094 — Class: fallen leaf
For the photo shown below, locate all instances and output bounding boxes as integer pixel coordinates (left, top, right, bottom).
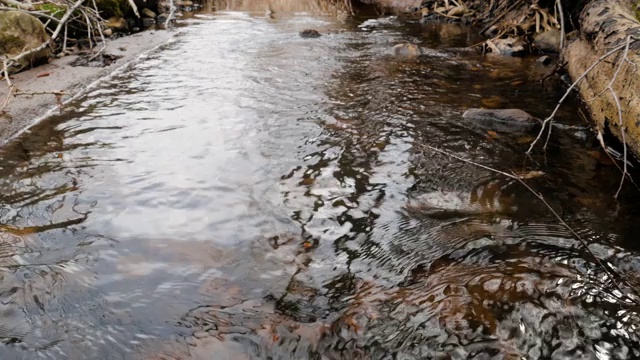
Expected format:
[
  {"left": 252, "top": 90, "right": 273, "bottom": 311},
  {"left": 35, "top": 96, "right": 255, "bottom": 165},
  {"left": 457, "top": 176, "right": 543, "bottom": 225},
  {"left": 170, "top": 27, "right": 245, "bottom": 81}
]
[
  {"left": 486, "top": 130, "right": 499, "bottom": 140},
  {"left": 481, "top": 96, "right": 505, "bottom": 108},
  {"left": 516, "top": 136, "right": 535, "bottom": 144},
  {"left": 303, "top": 241, "right": 313, "bottom": 249},
  {"left": 37, "top": 72, "right": 51, "bottom": 78},
  {"left": 515, "top": 170, "right": 545, "bottom": 179}
]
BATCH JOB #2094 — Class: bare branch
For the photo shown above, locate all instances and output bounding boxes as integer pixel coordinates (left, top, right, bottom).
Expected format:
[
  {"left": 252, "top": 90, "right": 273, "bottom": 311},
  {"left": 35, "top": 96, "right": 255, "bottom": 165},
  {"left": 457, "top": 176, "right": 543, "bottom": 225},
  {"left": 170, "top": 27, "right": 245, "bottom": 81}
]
[
  {"left": 166, "top": 0, "right": 176, "bottom": 29},
  {"left": 527, "top": 40, "right": 633, "bottom": 153}
]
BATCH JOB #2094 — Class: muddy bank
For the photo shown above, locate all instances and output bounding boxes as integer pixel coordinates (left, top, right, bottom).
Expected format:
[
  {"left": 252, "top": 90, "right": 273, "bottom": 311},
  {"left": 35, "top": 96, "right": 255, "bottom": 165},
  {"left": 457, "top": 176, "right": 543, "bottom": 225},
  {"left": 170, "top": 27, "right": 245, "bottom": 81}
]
[{"left": 0, "top": 30, "right": 174, "bottom": 144}]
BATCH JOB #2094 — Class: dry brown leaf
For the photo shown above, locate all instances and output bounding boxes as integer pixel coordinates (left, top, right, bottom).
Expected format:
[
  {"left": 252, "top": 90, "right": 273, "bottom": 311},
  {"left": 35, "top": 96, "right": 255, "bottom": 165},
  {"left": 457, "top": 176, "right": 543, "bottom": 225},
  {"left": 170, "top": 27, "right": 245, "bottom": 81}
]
[{"left": 515, "top": 170, "right": 545, "bottom": 179}]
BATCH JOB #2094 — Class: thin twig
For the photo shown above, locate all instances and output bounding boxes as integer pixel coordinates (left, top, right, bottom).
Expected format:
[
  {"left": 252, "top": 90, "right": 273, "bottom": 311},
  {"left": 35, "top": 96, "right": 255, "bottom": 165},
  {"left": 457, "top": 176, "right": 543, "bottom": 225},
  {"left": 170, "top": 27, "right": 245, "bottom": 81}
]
[
  {"left": 63, "top": 22, "right": 68, "bottom": 53},
  {"left": 165, "top": 0, "right": 176, "bottom": 29},
  {"left": 88, "top": 0, "right": 107, "bottom": 61},
  {"left": 512, "top": 173, "right": 640, "bottom": 304},
  {"left": 419, "top": 142, "right": 640, "bottom": 305},
  {"left": 608, "top": 36, "right": 632, "bottom": 198},
  {"left": 527, "top": 41, "right": 632, "bottom": 153},
  {"left": 556, "top": 0, "right": 564, "bottom": 49}
]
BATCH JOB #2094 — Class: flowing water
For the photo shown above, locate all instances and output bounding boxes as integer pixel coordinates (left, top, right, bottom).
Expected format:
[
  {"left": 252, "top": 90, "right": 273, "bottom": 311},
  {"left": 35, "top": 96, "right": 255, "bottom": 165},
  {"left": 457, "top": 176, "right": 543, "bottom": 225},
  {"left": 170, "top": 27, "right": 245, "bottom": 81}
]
[{"left": 2, "top": 2, "right": 640, "bottom": 359}]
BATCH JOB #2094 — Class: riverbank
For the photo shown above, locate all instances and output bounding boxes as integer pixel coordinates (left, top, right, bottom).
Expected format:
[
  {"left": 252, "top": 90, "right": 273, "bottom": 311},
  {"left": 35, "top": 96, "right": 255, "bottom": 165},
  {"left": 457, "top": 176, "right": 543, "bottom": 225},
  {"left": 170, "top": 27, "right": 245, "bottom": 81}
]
[{"left": 0, "top": 29, "right": 174, "bottom": 144}]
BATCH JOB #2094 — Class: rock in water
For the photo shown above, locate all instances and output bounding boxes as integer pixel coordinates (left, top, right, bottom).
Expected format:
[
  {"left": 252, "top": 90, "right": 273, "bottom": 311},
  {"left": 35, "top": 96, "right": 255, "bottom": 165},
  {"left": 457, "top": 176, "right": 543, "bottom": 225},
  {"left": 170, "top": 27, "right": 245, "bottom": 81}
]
[
  {"left": 0, "top": 11, "right": 51, "bottom": 74},
  {"left": 462, "top": 108, "right": 539, "bottom": 133},
  {"left": 393, "top": 43, "right": 422, "bottom": 58},
  {"left": 299, "top": 29, "right": 321, "bottom": 38}
]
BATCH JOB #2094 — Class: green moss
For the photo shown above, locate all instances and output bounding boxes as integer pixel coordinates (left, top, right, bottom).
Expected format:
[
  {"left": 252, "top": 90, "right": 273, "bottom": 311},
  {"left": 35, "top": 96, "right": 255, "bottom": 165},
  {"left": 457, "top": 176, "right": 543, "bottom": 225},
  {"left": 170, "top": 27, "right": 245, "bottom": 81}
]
[
  {"left": 95, "top": 0, "right": 130, "bottom": 19},
  {"left": 34, "top": 3, "right": 65, "bottom": 19},
  {"left": 0, "top": 34, "right": 25, "bottom": 53}
]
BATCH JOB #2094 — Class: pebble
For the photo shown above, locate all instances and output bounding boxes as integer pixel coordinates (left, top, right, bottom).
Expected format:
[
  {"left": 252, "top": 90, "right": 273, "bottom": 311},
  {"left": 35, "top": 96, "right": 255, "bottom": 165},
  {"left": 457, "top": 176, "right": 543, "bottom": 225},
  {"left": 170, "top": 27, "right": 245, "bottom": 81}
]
[
  {"left": 537, "top": 55, "right": 552, "bottom": 65},
  {"left": 193, "top": 331, "right": 209, "bottom": 339}
]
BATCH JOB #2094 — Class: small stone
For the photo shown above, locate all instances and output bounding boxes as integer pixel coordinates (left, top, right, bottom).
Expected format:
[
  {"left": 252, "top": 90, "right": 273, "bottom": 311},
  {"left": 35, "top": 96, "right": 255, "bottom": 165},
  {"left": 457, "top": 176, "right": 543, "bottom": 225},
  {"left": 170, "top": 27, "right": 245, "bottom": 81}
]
[
  {"left": 103, "top": 28, "right": 113, "bottom": 36},
  {"left": 534, "top": 29, "right": 562, "bottom": 53},
  {"left": 142, "top": 17, "right": 156, "bottom": 28},
  {"left": 299, "top": 29, "right": 321, "bottom": 38},
  {"left": 536, "top": 55, "right": 552, "bottom": 65},
  {"left": 193, "top": 331, "right": 208, "bottom": 339},
  {"left": 142, "top": 8, "right": 157, "bottom": 18},
  {"left": 157, "top": 13, "right": 168, "bottom": 24}
]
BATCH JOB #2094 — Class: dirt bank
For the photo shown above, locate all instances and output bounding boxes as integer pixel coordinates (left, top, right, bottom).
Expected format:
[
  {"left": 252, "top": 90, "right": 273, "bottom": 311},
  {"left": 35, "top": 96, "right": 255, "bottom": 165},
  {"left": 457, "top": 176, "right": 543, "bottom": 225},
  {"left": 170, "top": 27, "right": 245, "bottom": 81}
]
[
  {"left": 563, "top": 0, "right": 640, "bottom": 157},
  {"left": 0, "top": 30, "right": 175, "bottom": 145}
]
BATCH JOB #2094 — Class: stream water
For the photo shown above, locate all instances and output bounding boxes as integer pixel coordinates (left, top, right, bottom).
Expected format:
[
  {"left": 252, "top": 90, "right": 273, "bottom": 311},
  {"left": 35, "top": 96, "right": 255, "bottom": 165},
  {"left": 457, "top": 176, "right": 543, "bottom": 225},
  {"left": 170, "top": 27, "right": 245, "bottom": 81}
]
[{"left": 2, "top": 2, "right": 640, "bottom": 359}]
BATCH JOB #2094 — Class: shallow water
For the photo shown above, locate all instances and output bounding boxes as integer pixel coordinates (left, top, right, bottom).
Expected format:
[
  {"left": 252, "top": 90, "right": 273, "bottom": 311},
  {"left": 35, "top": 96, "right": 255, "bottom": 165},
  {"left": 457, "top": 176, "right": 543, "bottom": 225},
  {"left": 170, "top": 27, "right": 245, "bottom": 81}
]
[{"left": 1, "top": 3, "right": 640, "bottom": 359}]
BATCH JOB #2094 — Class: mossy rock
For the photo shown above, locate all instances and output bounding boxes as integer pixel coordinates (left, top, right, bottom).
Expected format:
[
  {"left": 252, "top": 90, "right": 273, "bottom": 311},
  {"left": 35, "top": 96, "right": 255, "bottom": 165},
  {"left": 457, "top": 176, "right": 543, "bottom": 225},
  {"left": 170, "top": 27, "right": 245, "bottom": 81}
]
[
  {"left": 96, "top": 0, "right": 131, "bottom": 19},
  {"left": 0, "top": 11, "right": 51, "bottom": 74}
]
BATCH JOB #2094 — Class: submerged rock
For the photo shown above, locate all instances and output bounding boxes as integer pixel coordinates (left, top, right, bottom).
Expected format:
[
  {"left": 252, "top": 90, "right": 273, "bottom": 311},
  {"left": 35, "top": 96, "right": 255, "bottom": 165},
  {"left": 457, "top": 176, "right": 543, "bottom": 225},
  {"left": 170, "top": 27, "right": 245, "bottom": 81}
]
[
  {"left": 393, "top": 43, "right": 422, "bottom": 57},
  {"left": 462, "top": 108, "right": 539, "bottom": 133},
  {"left": 299, "top": 29, "right": 321, "bottom": 38},
  {"left": 0, "top": 11, "right": 51, "bottom": 74},
  {"left": 406, "top": 187, "right": 517, "bottom": 219}
]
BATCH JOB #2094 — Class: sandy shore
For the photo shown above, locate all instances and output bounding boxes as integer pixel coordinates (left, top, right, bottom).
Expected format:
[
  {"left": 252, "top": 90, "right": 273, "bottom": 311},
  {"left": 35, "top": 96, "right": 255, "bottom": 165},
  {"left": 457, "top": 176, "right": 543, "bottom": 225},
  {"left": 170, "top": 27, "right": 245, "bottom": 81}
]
[{"left": 0, "top": 30, "right": 176, "bottom": 145}]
